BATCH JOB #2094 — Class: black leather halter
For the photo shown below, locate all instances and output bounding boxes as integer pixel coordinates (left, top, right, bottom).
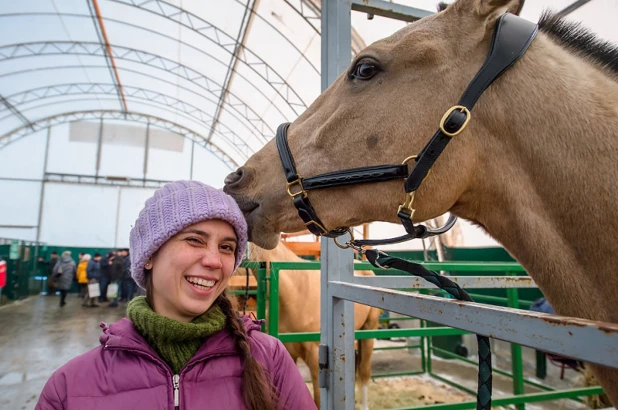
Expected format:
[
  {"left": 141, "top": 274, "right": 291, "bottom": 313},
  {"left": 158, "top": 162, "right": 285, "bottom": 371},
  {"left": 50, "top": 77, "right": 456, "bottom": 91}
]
[{"left": 276, "top": 13, "right": 538, "bottom": 246}]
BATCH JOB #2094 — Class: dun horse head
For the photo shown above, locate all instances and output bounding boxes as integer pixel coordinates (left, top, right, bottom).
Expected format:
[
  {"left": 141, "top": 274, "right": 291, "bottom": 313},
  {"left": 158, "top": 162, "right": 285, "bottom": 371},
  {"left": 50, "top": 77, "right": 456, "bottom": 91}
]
[{"left": 223, "top": 0, "right": 573, "bottom": 249}]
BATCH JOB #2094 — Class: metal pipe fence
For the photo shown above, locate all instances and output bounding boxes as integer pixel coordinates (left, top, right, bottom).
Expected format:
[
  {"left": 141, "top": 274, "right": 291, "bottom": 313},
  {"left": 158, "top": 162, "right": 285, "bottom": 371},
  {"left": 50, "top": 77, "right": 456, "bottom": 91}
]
[{"left": 239, "top": 259, "right": 612, "bottom": 409}]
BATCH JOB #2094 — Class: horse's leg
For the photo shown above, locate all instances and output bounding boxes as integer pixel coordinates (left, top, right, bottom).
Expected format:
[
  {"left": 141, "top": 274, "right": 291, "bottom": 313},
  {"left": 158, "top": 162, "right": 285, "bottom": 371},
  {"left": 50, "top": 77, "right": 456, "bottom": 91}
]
[
  {"left": 357, "top": 307, "right": 379, "bottom": 410},
  {"left": 304, "top": 342, "right": 321, "bottom": 408},
  {"left": 590, "top": 365, "right": 618, "bottom": 407}
]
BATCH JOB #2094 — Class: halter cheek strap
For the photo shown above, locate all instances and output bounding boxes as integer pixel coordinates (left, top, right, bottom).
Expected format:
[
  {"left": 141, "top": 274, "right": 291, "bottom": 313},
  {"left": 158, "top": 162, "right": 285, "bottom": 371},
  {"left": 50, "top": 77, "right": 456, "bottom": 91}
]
[{"left": 405, "top": 14, "right": 538, "bottom": 193}]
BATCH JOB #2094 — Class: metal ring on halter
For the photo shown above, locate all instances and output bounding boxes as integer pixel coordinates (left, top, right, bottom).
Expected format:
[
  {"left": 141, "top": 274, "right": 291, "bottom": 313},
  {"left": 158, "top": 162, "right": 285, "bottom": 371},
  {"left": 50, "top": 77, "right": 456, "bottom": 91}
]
[
  {"left": 424, "top": 214, "right": 458, "bottom": 237},
  {"left": 402, "top": 155, "right": 417, "bottom": 165},
  {"left": 333, "top": 228, "right": 355, "bottom": 249},
  {"left": 401, "top": 154, "right": 430, "bottom": 186}
]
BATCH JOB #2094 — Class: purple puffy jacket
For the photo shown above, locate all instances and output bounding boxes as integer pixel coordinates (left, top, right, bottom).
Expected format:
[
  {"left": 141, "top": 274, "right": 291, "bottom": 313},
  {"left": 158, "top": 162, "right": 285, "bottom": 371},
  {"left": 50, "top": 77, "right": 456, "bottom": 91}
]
[{"left": 35, "top": 316, "right": 316, "bottom": 409}]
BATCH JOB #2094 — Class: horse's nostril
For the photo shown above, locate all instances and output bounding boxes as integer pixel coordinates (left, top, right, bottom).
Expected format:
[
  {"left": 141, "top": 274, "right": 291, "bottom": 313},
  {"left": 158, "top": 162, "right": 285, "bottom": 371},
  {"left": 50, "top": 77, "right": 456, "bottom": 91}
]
[{"left": 224, "top": 168, "right": 245, "bottom": 187}]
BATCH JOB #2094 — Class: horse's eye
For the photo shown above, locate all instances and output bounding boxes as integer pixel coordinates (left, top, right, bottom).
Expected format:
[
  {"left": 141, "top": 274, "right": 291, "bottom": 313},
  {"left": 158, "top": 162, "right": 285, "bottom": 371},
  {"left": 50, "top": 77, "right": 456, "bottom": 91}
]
[{"left": 351, "top": 62, "right": 379, "bottom": 80}]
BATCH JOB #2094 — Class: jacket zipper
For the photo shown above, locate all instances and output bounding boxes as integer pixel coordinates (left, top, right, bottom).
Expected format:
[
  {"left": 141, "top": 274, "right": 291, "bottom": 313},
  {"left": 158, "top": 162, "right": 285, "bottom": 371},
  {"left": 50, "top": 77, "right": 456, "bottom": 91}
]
[
  {"left": 173, "top": 374, "right": 180, "bottom": 408},
  {"left": 104, "top": 344, "right": 238, "bottom": 408}
]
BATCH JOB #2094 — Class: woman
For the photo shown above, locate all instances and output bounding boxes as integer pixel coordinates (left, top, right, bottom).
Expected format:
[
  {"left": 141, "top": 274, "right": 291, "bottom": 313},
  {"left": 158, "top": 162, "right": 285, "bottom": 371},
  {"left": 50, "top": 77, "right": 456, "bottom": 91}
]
[
  {"left": 51, "top": 251, "right": 76, "bottom": 308},
  {"left": 84, "top": 252, "right": 102, "bottom": 307},
  {"left": 36, "top": 181, "right": 315, "bottom": 409},
  {"left": 76, "top": 254, "right": 90, "bottom": 299}
]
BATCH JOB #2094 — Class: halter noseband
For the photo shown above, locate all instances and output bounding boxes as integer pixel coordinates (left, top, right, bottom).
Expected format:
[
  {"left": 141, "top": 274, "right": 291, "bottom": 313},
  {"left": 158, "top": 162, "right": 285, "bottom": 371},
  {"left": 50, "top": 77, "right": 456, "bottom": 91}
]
[{"left": 276, "top": 13, "right": 538, "bottom": 248}]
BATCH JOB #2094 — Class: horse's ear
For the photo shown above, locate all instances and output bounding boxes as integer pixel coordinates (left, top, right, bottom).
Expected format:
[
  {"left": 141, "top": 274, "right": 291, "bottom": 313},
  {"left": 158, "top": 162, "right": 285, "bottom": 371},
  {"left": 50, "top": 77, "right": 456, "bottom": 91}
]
[
  {"left": 477, "top": 0, "right": 524, "bottom": 16},
  {"left": 455, "top": 0, "right": 524, "bottom": 18}
]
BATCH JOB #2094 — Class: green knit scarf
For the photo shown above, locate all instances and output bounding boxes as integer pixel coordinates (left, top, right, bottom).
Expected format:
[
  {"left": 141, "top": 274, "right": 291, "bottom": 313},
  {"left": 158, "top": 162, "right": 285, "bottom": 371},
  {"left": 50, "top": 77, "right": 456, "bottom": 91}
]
[{"left": 127, "top": 296, "right": 227, "bottom": 374}]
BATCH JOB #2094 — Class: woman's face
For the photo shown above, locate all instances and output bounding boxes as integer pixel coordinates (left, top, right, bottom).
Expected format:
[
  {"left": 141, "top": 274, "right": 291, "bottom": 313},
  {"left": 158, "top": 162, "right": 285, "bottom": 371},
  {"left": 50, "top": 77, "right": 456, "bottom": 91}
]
[{"left": 150, "top": 219, "right": 238, "bottom": 322}]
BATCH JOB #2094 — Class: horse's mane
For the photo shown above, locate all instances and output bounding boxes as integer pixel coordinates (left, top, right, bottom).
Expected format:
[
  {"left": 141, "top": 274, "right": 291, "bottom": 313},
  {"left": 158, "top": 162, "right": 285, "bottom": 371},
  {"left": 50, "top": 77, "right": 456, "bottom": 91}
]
[
  {"left": 435, "top": 3, "right": 618, "bottom": 76},
  {"left": 538, "top": 11, "right": 618, "bottom": 76}
]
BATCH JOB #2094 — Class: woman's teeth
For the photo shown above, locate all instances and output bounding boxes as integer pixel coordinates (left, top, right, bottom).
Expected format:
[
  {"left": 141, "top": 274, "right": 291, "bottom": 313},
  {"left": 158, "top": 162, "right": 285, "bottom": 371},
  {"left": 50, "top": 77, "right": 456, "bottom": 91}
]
[{"left": 186, "top": 277, "right": 215, "bottom": 290}]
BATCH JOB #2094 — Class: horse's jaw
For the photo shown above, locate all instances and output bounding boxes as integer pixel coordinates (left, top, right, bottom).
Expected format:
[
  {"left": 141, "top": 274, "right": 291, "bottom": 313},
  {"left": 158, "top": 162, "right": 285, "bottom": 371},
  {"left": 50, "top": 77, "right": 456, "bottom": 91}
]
[{"left": 240, "top": 207, "right": 280, "bottom": 250}]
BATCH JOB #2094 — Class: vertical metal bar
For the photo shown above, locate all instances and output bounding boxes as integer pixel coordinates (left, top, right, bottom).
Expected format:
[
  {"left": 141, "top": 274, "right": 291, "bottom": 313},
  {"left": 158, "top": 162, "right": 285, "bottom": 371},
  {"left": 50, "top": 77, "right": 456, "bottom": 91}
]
[
  {"left": 535, "top": 350, "right": 547, "bottom": 379},
  {"left": 36, "top": 123, "right": 52, "bottom": 244},
  {"left": 269, "top": 264, "right": 279, "bottom": 339},
  {"left": 321, "top": 0, "right": 353, "bottom": 408},
  {"left": 257, "top": 265, "right": 266, "bottom": 332},
  {"left": 95, "top": 118, "right": 103, "bottom": 179},
  {"left": 427, "top": 325, "right": 433, "bottom": 375},
  {"left": 113, "top": 187, "right": 122, "bottom": 249},
  {"left": 189, "top": 140, "right": 195, "bottom": 180},
  {"left": 420, "top": 319, "right": 426, "bottom": 373},
  {"left": 508, "top": 272, "right": 525, "bottom": 410},
  {"left": 143, "top": 122, "right": 150, "bottom": 182}
]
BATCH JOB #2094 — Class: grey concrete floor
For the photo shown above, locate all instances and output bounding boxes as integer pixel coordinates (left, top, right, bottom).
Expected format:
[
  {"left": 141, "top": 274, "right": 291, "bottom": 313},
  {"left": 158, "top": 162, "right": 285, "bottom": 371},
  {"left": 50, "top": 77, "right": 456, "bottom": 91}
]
[
  {"left": 0, "top": 295, "right": 126, "bottom": 410},
  {"left": 0, "top": 296, "right": 597, "bottom": 410}
]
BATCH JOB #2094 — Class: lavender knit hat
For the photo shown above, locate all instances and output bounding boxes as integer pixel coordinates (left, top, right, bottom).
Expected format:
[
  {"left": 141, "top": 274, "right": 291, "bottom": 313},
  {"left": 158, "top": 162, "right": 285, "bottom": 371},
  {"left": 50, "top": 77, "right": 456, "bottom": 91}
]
[{"left": 129, "top": 180, "right": 248, "bottom": 289}]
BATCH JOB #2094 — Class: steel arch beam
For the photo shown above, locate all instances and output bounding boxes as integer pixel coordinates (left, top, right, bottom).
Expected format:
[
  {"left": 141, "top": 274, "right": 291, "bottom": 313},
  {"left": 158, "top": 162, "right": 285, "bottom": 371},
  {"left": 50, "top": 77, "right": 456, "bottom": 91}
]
[
  {"left": 208, "top": 0, "right": 257, "bottom": 143},
  {"left": 231, "top": 0, "right": 320, "bottom": 74},
  {"left": 0, "top": 83, "right": 253, "bottom": 159},
  {"left": 0, "top": 42, "right": 275, "bottom": 141},
  {"left": 0, "top": 110, "right": 239, "bottom": 168},
  {"left": 111, "top": 0, "right": 307, "bottom": 112}
]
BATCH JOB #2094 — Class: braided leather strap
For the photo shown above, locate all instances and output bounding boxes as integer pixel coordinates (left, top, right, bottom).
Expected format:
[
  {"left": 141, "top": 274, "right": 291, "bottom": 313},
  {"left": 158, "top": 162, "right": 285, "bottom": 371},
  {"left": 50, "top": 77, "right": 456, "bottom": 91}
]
[{"left": 365, "top": 249, "right": 493, "bottom": 410}]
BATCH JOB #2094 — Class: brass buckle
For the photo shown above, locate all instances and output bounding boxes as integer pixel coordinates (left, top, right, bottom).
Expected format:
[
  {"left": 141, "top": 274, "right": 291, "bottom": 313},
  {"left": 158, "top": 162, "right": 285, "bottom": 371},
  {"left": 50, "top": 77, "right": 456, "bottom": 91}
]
[
  {"left": 439, "top": 105, "right": 471, "bottom": 137},
  {"left": 304, "top": 220, "right": 328, "bottom": 235},
  {"left": 286, "top": 178, "right": 307, "bottom": 198},
  {"left": 397, "top": 191, "right": 416, "bottom": 221}
]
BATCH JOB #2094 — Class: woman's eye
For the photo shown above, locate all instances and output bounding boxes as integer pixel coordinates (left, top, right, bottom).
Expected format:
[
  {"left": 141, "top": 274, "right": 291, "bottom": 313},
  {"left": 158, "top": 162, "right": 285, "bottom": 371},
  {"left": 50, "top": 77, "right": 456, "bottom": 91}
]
[
  {"left": 186, "top": 237, "right": 202, "bottom": 245},
  {"left": 220, "top": 244, "right": 235, "bottom": 253},
  {"left": 351, "top": 61, "right": 379, "bottom": 80}
]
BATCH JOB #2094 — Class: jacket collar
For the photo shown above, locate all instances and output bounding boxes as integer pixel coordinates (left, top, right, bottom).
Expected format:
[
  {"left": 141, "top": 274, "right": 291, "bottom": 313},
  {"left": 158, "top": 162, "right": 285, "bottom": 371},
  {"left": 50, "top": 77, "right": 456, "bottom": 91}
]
[{"left": 99, "top": 316, "right": 265, "bottom": 371}]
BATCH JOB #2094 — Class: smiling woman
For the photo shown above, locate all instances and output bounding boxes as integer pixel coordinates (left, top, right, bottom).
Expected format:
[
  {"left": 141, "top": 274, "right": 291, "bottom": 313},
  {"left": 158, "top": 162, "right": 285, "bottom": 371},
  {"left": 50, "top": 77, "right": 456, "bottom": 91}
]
[{"left": 35, "top": 181, "right": 316, "bottom": 410}]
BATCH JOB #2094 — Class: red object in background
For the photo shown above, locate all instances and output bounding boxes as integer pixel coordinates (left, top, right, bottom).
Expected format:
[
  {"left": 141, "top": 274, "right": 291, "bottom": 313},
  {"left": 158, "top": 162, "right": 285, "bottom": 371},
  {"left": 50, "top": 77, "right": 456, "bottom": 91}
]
[{"left": 0, "top": 260, "right": 6, "bottom": 288}]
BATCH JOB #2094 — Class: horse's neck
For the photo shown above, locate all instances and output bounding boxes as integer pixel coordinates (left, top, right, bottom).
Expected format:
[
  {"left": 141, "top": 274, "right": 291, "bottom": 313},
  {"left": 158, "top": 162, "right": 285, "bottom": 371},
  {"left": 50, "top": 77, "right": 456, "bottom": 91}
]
[{"left": 456, "top": 37, "right": 618, "bottom": 323}]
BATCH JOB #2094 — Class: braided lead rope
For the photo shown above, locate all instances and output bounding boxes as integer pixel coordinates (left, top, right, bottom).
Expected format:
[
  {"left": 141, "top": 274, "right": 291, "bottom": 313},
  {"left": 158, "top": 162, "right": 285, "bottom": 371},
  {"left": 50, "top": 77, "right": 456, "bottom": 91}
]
[{"left": 365, "top": 249, "right": 492, "bottom": 410}]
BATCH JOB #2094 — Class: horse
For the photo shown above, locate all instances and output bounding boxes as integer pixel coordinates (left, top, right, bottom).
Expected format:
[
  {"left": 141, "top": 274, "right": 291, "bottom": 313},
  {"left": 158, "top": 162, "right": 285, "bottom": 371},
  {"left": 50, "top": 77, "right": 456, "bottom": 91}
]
[
  {"left": 223, "top": 0, "right": 618, "bottom": 404},
  {"left": 238, "top": 242, "right": 380, "bottom": 409}
]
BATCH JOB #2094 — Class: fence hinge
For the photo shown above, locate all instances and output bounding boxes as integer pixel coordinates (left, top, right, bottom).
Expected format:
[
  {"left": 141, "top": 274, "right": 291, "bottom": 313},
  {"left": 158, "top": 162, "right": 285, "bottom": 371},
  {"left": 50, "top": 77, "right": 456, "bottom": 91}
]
[{"left": 318, "top": 343, "right": 329, "bottom": 389}]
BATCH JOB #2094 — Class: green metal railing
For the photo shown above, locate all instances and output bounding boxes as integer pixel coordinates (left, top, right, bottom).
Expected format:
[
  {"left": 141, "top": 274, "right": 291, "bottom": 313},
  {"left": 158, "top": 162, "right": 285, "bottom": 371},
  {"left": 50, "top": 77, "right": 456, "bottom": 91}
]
[
  {"left": 0, "top": 239, "right": 45, "bottom": 303},
  {"left": 239, "top": 259, "right": 606, "bottom": 410}
]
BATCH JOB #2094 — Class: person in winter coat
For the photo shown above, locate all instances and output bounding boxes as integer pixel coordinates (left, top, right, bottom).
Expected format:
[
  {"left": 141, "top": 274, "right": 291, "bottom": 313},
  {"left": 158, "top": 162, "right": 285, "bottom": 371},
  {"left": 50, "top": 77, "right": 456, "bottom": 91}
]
[
  {"left": 35, "top": 181, "right": 316, "bottom": 410},
  {"left": 98, "top": 251, "right": 114, "bottom": 303},
  {"left": 38, "top": 251, "right": 58, "bottom": 296},
  {"left": 76, "top": 254, "right": 90, "bottom": 298},
  {"left": 51, "top": 251, "right": 76, "bottom": 307},
  {"left": 107, "top": 249, "right": 126, "bottom": 308},
  {"left": 84, "top": 253, "right": 102, "bottom": 307}
]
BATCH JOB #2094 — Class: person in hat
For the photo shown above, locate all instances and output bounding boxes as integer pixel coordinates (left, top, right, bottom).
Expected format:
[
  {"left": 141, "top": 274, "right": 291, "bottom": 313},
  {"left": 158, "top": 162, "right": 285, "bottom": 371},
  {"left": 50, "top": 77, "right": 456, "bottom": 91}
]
[{"left": 36, "top": 181, "right": 315, "bottom": 409}]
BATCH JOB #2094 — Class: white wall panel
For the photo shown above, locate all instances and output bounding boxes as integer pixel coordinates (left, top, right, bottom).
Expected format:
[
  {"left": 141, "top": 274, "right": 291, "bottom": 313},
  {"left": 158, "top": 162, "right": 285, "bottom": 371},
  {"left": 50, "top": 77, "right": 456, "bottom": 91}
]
[
  {"left": 191, "top": 147, "right": 233, "bottom": 189},
  {"left": 47, "top": 123, "right": 97, "bottom": 175},
  {"left": 114, "top": 187, "right": 157, "bottom": 248},
  {"left": 39, "top": 183, "right": 118, "bottom": 247},
  {"left": 0, "top": 180, "right": 40, "bottom": 227},
  {"left": 0, "top": 129, "right": 46, "bottom": 179}
]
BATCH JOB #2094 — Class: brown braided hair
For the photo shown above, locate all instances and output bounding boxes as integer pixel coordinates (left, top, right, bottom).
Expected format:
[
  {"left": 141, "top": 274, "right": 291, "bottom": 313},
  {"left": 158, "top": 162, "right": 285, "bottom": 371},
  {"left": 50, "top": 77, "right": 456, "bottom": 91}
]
[
  {"left": 216, "top": 291, "right": 278, "bottom": 410},
  {"left": 143, "top": 272, "right": 277, "bottom": 409}
]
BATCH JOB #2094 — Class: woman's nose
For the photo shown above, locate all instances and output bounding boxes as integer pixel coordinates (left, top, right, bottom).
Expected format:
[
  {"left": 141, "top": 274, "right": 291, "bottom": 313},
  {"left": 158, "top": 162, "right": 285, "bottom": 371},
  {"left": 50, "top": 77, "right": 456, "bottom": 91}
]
[{"left": 201, "top": 249, "right": 223, "bottom": 269}]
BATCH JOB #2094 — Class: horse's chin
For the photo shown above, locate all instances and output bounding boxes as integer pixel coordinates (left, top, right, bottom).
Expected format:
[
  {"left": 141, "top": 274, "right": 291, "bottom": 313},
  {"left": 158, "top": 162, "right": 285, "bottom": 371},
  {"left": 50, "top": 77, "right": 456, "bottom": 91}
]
[
  {"left": 248, "top": 229, "right": 280, "bottom": 250},
  {"left": 246, "top": 210, "right": 281, "bottom": 250}
]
